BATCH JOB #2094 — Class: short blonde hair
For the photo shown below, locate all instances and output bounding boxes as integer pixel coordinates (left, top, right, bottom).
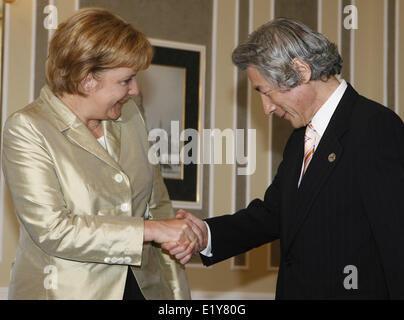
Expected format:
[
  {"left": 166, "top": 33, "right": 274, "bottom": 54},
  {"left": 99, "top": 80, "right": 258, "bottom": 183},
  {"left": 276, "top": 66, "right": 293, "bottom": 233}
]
[{"left": 46, "top": 7, "right": 153, "bottom": 96}]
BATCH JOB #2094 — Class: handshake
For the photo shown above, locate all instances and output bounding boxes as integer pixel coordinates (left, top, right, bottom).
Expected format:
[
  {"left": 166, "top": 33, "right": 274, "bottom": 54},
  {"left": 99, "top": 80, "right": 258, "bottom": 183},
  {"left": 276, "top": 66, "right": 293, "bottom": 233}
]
[{"left": 143, "top": 210, "right": 208, "bottom": 264}]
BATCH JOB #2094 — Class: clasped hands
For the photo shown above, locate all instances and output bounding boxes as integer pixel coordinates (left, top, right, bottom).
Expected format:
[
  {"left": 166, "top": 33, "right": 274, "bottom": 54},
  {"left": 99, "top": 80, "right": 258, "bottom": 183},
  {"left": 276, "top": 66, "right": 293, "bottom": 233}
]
[{"left": 144, "top": 210, "right": 207, "bottom": 264}]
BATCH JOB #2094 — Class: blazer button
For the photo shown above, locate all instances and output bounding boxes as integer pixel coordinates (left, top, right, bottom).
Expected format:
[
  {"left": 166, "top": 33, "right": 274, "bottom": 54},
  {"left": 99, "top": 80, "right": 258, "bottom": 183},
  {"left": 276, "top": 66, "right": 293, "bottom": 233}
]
[
  {"left": 124, "top": 257, "right": 132, "bottom": 264},
  {"left": 121, "top": 203, "right": 130, "bottom": 212},
  {"left": 104, "top": 257, "right": 111, "bottom": 264},
  {"left": 114, "top": 174, "right": 123, "bottom": 183},
  {"left": 111, "top": 257, "right": 118, "bottom": 263},
  {"left": 117, "top": 257, "right": 124, "bottom": 264}
]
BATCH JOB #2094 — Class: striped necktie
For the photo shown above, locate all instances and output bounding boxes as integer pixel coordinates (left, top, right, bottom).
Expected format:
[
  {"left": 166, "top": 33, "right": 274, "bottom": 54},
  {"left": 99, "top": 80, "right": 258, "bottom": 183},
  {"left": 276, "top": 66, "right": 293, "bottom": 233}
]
[{"left": 303, "top": 122, "right": 319, "bottom": 175}]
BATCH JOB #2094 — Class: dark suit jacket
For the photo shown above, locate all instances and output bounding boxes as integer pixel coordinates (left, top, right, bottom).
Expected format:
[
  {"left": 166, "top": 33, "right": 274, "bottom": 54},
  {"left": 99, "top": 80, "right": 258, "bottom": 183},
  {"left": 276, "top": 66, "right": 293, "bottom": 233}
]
[{"left": 201, "top": 84, "right": 404, "bottom": 299}]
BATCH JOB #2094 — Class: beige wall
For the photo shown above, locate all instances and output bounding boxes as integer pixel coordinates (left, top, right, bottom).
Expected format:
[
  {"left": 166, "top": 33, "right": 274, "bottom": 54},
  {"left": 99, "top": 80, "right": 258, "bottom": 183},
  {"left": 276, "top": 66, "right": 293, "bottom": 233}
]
[
  {"left": 355, "top": 0, "right": 384, "bottom": 104},
  {"left": 0, "top": 0, "right": 403, "bottom": 299}
]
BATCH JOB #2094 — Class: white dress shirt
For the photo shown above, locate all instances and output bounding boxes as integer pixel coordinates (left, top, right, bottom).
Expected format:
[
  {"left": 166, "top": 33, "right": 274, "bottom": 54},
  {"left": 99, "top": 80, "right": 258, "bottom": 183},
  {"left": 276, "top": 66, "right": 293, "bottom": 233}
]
[
  {"left": 200, "top": 79, "right": 348, "bottom": 257},
  {"left": 297, "top": 79, "right": 347, "bottom": 186},
  {"left": 97, "top": 135, "right": 108, "bottom": 150}
]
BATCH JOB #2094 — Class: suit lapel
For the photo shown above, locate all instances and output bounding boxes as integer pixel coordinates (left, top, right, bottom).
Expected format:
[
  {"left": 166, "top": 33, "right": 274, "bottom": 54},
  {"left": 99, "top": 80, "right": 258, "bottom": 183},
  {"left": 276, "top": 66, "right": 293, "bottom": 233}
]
[
  {"left": 103, "top": 119, "right": 121, "bottom": 163},
  {"left": 282, "top": 128, "right": 305, "bottom": 218},
  {"left": 284, "top": 84, "right": 359, "bottom": 253}
]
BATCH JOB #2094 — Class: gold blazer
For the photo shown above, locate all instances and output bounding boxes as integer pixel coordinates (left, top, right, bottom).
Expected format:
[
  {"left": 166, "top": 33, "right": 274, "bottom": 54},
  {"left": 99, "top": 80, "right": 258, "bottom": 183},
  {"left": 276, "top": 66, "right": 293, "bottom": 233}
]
[{"left": 2, "top": 86, "right": 191, "bottom": 300}]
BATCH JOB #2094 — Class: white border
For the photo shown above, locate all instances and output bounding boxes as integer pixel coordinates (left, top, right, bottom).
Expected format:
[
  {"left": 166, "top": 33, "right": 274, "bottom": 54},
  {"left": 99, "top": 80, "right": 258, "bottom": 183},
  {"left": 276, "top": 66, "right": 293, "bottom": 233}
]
[{"left": 148, "top": 38, "right": 206, "bottom": 211}]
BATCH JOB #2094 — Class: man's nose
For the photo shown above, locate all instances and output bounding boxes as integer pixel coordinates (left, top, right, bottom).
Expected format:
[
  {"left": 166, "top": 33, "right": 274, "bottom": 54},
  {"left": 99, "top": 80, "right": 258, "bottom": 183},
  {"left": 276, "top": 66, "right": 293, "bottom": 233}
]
[
  {"left": 261, "top": 95, "right": 277, "bottom": 115},
  {"left": 263, "top": 104, "right": 277, "bottom": 115}
]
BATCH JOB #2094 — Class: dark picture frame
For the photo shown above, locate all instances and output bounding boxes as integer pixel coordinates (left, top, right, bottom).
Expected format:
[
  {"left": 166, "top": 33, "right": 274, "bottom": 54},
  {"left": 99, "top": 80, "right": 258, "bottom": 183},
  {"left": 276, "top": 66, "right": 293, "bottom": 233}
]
[{"left": 137, "top": 39, "right": 205, "bottom": 207}]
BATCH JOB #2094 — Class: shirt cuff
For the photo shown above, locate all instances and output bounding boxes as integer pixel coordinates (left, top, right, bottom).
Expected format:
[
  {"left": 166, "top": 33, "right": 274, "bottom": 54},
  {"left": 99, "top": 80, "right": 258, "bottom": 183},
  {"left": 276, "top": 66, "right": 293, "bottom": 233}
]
[{"left": 199, "top": 221, "right": 213, "bottom": 257}]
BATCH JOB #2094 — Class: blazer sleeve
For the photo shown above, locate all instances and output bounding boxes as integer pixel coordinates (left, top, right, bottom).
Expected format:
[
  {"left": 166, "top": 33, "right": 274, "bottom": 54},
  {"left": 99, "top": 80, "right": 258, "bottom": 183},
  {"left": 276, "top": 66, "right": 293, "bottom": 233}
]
[
  {"left": 2, "top": 113, "right": 145, "bottom": 266},
  {"left": 360, "top": 110, "right": 404, "bottom": 298},
  {"left": 201, "top": 158, "right": 283, "bottom": 266}
]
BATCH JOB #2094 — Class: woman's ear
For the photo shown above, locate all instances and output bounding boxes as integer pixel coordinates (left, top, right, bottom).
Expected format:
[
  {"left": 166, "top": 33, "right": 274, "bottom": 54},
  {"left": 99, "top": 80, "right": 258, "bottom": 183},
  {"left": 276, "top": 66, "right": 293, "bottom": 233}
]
[
  {"left": 292, "top": 58, "right": 312, "bottom": 84},
  {"left": 81, "top": 73, "right": 98, "bottom": 93}
]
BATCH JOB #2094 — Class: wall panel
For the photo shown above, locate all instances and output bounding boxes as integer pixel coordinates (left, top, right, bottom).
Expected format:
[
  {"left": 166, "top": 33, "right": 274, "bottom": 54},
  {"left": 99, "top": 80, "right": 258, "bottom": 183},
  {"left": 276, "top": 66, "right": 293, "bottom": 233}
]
[
  {"left": 321, "top": 0, "right": 339, "bottom": 45},
  {"left": 354, "top": 0, "right": 384, "bottom": 104}
]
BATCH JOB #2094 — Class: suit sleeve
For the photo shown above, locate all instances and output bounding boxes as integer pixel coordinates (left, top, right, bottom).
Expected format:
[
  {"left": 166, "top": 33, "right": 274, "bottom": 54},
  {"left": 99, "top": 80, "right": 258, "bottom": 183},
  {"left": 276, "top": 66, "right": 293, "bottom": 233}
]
[
  {"left": 2, "top": 113, "right": 144, "bottom": 266},
  {"left": 201, "top": 158, "right": 283, "bottom": 266},
  {"left": 360, "top": 110, "right": 404, "bottom": 298}
]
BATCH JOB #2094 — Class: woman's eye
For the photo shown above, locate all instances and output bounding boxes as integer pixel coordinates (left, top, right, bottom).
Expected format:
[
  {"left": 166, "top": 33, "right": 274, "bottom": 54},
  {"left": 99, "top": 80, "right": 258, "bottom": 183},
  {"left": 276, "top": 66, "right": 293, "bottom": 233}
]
[{"left": 122, "top": 74, "right": 137, "bottom": 86}]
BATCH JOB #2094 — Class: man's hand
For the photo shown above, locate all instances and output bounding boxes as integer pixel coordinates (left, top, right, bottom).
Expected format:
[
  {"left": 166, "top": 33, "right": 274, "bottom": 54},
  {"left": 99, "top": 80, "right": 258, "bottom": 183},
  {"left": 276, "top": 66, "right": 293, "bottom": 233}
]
[{"left": 161, "top": 209, "right": 208, "bottom": 264}]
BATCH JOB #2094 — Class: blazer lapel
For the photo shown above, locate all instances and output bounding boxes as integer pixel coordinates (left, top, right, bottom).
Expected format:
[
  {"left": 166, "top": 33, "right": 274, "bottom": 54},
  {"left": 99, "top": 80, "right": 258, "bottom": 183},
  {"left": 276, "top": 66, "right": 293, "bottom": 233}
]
[
  {"left": 103, "top": 119, "right": 121, "bottom": 164},
  {"left": 39, "top": 86, "right": 124, "bottom": 172},
  {"left": 284, "top": 84, "right": 359, "bottom": 253},
  {"left": 65, "top": 118, "right": 123, "bottom": 172}
]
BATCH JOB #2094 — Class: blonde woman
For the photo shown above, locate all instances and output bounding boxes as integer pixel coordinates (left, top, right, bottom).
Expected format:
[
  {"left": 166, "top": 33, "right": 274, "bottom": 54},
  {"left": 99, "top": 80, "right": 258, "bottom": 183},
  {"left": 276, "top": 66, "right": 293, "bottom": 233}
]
[{"left": 2, "top": 8, "right": 201, "bottom": 300}]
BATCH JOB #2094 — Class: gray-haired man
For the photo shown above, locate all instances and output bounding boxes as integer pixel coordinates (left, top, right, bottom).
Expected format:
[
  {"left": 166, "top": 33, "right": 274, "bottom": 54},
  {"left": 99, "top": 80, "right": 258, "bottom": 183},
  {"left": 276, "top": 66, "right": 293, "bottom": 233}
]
[{"left": 164, "top": 18, "right": 404, "bottom": 299}]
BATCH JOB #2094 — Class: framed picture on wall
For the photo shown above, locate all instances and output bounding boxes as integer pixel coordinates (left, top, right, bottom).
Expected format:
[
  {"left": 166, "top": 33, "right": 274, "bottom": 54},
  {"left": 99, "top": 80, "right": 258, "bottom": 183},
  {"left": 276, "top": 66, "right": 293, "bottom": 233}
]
[{"left": 137, "top": 39, "right": 205, "bottom": 210}]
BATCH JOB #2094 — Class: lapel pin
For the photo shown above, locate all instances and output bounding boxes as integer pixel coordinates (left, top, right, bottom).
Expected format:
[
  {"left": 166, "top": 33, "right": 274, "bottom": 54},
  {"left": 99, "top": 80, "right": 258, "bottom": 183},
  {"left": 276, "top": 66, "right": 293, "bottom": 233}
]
[{"left": 328, "top": 153, "right": 336, "bottom": 163}]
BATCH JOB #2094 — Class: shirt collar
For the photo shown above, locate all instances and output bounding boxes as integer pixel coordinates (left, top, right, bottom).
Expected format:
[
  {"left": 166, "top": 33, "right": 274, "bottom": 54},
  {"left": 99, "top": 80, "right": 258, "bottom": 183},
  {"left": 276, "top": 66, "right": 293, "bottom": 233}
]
[
  {"left": 310, "top": 79, "right": 348, "bottom": 137},
  {"left": 40, "top": 85, "right": 77, "bottom": 132}
]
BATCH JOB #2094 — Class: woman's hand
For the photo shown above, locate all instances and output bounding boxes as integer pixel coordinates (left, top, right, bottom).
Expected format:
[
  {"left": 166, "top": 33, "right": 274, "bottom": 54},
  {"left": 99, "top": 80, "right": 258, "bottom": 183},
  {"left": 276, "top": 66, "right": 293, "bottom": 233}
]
[{"left": 144, "top": 217, "right": 203, "bottom": 246}]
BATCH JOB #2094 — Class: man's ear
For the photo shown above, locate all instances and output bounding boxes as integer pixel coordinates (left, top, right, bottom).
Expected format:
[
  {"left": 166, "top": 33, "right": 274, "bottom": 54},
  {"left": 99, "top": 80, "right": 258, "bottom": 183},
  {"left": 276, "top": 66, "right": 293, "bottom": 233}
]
[
  {"left": 81, "top": 73, "right": 98, "bottom": 93},
  {"left": 292, "top": 58, "right": 312, "bottom": 84}
]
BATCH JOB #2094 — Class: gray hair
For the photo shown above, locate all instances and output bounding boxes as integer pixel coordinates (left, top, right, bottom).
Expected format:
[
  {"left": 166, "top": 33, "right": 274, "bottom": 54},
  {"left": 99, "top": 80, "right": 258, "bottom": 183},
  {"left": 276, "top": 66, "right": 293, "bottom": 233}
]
[{"left": 232, "top": 18, "right": 342, "bottom": 90}]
